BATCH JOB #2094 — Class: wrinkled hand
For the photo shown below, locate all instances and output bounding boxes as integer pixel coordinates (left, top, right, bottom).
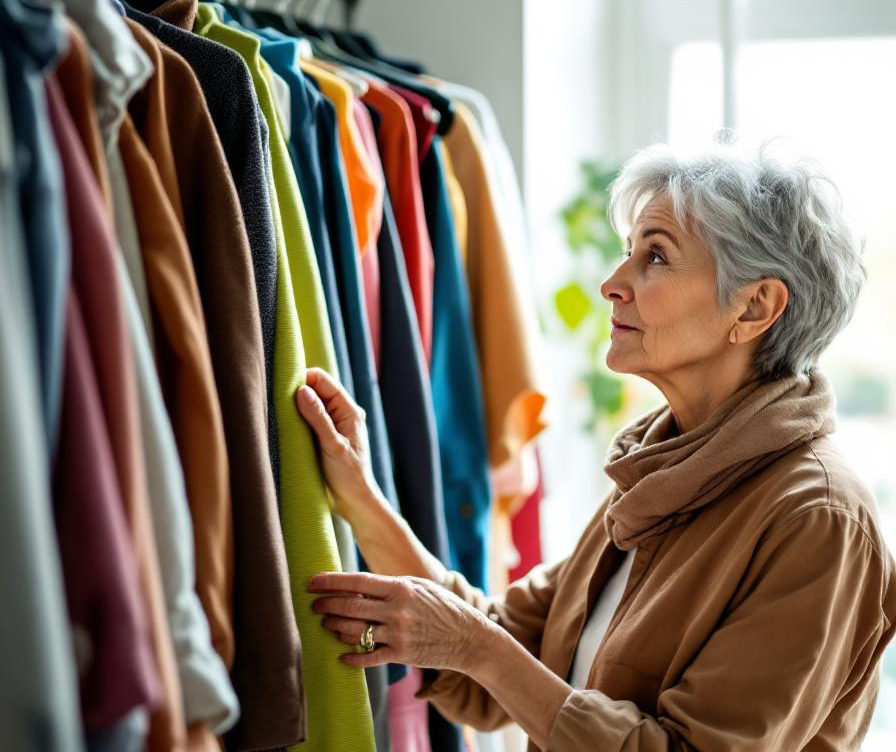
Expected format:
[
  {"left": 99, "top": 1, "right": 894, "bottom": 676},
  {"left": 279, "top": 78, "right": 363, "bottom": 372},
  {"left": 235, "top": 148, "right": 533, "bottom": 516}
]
[
  {"left": 309, "top": 572, "right": 499, "bottom": 672},
  {"left": 294, "top": 367, "right": 379, "bottom": 524}
]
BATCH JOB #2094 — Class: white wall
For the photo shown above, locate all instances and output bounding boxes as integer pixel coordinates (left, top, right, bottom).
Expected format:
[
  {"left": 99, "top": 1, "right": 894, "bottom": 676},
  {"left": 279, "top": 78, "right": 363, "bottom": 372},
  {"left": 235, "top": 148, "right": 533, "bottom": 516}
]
[{"left": 522, "top": 0, "right": 619, "bottom": 562}]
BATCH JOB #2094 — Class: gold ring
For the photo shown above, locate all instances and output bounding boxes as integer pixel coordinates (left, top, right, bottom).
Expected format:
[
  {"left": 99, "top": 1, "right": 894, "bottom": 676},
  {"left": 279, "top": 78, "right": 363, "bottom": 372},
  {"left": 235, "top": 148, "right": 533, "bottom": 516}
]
[{"left": 361, "top": 623, "right": 376, "bottom": 653}]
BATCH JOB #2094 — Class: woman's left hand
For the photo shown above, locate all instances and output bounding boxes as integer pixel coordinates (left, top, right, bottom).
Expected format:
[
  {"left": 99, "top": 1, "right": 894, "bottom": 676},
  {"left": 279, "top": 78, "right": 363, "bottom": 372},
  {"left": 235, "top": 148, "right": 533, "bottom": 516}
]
[{"left": 309, "top": 572, "right": 498, "bottom": 672}]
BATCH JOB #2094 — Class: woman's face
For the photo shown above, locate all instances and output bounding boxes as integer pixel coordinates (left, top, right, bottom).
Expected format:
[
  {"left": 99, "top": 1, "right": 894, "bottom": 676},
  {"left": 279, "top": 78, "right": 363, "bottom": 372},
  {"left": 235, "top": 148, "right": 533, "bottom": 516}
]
[{"left": 600, "top": 196, "right": 732, "bottom": 380}]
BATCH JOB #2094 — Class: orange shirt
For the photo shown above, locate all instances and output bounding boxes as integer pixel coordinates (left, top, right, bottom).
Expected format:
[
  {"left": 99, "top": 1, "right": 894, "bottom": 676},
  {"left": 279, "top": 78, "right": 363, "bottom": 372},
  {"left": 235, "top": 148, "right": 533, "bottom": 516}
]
[
  {"left": 301, "top": 60, "right": 382, "bottom": 255},
  {"left": 443, "top": 102, "right": 546, "bottom": 469}
]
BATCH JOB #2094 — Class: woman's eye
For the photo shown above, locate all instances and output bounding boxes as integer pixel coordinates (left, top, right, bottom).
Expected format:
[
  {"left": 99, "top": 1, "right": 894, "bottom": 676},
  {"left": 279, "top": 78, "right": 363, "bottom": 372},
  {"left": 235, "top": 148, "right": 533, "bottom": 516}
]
[{"left": 621, "top": 246, "right": 665, "bottom": 264}]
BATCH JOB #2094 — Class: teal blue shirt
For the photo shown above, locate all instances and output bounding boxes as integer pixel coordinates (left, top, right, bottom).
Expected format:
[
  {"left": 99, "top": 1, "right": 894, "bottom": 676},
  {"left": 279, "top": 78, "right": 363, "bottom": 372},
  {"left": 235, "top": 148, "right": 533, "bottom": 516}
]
[{"left": 422, "top": 143, "right": 492, "bottom": 590}]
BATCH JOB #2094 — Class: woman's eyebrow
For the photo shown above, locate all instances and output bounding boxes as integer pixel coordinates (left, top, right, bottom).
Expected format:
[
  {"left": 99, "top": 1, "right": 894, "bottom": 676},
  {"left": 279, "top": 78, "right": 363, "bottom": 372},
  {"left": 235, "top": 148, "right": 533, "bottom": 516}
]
[
  {"left": 625, "top": 227, "right": 681, "bottom": 249},
  {"left": 641, "top": 227, "right": 680, "bottom": 248}
]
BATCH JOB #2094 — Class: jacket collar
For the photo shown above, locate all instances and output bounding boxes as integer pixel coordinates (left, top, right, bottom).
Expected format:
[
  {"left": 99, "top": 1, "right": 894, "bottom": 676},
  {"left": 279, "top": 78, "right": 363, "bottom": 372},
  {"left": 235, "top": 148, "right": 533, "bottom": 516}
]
[
  {"left": 129, "top": 0, "right": 196, "bottom": 31},
  {"left": 603, "top": 369, "right": 836, "bottom": 550}
]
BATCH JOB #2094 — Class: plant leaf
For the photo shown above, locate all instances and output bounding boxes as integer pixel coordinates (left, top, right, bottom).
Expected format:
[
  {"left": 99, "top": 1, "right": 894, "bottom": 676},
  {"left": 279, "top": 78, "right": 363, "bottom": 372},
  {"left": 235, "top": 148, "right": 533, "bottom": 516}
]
[
  {"left": 554, "top": 282, "right": 593, "bottom": 331},
  {"left": 582, "top": 369, "right": 625, "bottom": 415}
]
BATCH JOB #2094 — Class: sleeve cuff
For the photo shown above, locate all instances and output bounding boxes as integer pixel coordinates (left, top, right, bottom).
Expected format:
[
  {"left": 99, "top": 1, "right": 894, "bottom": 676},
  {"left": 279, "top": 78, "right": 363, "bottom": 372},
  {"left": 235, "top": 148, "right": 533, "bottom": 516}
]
[
  {"left": 414, "top": 668, "right": 467, "bottom": 701},
  {"left": 546, "top": 689, "right": 643, "bottom": 752}
]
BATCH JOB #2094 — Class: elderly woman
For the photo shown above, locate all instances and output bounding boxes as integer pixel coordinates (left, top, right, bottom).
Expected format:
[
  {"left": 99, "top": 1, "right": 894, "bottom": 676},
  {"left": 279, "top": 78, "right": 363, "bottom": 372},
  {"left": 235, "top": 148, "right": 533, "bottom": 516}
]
[{"left": 295, "top": 142, "right": 896, "bottom": 751}]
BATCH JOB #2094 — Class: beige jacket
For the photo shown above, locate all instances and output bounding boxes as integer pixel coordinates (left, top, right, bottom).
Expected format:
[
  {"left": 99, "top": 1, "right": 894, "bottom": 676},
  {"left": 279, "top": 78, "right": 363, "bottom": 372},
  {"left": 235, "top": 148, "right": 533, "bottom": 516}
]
[{"left": 420, "top": 371, "right": 896, "bottom": 750}]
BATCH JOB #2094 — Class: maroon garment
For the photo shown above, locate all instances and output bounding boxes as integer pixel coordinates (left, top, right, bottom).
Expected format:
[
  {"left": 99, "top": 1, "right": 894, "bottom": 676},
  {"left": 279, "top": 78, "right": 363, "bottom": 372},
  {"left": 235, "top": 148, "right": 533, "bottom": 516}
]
[
  {"left": 390, "top": 85, "right": 437, "bottom": 163},
  {"left": 48, "top": 76, "right": 160, "bottom": 733},
  {"left": 53, "top": 293, "right": 160, "bottom": 731},
  {"left": 361, "top": 81, "right": 435, "bottom": 363},
  {"left": 509, "top": 449, "right": 545, "bottom": 583}
]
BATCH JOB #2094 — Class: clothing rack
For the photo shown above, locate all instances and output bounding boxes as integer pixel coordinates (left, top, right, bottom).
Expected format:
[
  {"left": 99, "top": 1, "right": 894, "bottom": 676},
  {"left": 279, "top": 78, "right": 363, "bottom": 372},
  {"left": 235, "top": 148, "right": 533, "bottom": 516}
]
[{"left": 0, "top": 3, "right": 545, "bottom": 751}]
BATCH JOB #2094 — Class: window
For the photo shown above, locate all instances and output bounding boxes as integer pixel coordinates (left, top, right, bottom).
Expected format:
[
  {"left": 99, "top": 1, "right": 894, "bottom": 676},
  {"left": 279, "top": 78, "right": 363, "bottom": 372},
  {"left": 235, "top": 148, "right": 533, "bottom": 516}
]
[
  {"left": 667, "top": 31, "right": 896, "bottom": 750},
  {"left": 534, "top": 3, "right": 895, "bottom": 744}
]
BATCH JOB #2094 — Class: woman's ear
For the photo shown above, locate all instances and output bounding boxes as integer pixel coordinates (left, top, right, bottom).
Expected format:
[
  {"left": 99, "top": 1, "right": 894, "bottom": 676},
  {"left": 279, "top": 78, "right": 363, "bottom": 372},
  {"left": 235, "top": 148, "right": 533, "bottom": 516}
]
[{"left": 736, "top": 278, "right": 789, "bottom": 344}]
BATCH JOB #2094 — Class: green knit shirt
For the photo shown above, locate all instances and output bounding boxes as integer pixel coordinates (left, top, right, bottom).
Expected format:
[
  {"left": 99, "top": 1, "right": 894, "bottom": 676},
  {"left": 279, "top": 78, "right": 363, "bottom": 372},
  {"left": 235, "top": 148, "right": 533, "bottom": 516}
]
[{"left": 194, "top": 7, "right": 374, "bottom": 752}]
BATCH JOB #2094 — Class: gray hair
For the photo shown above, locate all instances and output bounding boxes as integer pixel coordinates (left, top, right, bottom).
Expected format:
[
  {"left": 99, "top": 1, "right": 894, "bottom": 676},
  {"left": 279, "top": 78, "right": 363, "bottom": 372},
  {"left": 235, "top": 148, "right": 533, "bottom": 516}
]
[{"left": 608, "top": 137, "right": 866, "bottom": 381}]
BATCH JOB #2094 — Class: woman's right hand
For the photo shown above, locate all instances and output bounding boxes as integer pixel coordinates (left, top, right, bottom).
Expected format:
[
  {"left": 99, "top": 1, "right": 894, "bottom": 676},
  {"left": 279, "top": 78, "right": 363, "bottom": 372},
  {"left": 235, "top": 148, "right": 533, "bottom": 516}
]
[{"left": 294, "top": 367, "right": 382, "bottom": 525}]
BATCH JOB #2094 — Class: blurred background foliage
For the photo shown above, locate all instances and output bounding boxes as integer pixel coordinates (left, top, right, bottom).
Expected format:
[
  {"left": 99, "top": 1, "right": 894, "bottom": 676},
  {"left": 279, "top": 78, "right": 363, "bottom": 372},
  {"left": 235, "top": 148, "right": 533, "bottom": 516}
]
[{"left": 553, "top": 161, "right": 627, "bottom": 432}]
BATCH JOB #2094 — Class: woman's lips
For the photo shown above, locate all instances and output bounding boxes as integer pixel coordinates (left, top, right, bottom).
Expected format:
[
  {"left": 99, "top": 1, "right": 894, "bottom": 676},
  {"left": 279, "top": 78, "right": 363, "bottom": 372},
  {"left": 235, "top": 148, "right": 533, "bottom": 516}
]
[{"left": 611, "top": 317, "right": 639, "bottom": 334}]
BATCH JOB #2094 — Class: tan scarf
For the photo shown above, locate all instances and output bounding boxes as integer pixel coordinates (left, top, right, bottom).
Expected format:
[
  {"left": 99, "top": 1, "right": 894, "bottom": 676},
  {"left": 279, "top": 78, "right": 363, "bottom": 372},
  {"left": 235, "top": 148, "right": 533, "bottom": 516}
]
[{"left": 603, "top": 369, "right": 837, "bottom": 550}]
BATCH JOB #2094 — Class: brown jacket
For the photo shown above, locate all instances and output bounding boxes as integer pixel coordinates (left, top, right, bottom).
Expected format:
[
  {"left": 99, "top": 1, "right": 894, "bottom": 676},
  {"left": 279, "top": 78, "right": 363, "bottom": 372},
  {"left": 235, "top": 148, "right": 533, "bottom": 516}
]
[
  {"left": 124, "top": 15, "right": 305, "bottom": 743},
  {"left": 421, "top": 372, "right": 896, "bottom": 750},
  {"left": 125, "top": 18, "right": 236, "bottom": 669},
  {"left": 117, "top": 113, "right": 221, "bottom": 752}
]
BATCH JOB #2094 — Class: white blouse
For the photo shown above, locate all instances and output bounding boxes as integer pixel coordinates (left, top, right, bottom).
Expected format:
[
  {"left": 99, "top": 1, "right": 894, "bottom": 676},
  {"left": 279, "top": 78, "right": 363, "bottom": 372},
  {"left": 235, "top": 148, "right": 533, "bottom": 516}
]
[{"left": 568, "top": 550, "right": 636, "bottom": 689}]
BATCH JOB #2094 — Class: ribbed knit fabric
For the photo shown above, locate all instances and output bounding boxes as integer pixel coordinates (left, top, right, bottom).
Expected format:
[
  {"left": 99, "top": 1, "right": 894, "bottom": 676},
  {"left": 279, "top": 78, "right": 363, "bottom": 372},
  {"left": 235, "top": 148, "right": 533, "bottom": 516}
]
[
  {"left": 309, "top": 84, "right": 406, "bottom": 715},
  {"left": 253, "top": 28, "right": 402, "bottom": 745},
  {"left": 255, "top": 29, "right": 354, "bottom": 400},
  {"left": 194, "top": 3, "right": 359, "bottom": 566},
  {"left": 194, "top": 7, "right": 376, "bottom": 752}
]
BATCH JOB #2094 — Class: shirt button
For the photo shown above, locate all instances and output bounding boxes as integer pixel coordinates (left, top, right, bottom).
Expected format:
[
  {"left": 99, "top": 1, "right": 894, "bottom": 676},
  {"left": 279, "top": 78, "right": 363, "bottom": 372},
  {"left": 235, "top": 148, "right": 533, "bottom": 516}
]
[{"left": 459, "top": 502, "right": 474, "bottom": 519}]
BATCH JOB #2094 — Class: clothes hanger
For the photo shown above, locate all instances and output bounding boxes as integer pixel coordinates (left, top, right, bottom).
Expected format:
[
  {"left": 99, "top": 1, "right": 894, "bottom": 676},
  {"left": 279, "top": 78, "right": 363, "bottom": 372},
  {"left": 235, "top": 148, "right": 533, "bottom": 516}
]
[
  {"left": 326, "top": 30, "right": 370, "bottom": 58},
  {"left": 310, "top": 47, "right": 452, "bottom": 133},
  {"left": 291, "top": 0, "right": 337, "bottom": 41},
  {"left": 248, "top": 0, "right": 454, "bottom": 132},
  {"left": 222, "top": 0, "right": 259, "bottom": 27},
  {"left": 246, "top": 0, "right": 306, "bottom": 35},
  {"left": 313, "top": 58, "right": 368, "bottom": 97},
  {"left": 319, "top": 1, "right": 396, "bottom": 64},
  {"left": 295, "top": 8, "right": 452, "bottom": 132}
]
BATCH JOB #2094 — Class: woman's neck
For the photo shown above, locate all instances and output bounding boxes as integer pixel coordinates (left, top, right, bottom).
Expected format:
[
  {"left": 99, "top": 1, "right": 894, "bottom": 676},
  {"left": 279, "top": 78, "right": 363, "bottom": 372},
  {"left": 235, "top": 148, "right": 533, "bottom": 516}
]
[{"left": 644, "top": 357, "right": 758, "bottom": 434}]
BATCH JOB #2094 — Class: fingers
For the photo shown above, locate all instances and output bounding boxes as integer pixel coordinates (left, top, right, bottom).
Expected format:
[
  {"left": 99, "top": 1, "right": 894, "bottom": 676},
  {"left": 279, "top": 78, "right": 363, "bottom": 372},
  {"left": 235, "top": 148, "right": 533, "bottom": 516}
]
[
  {"left": 312, "top": 593, "right": 388, "bottom": 622},
  {"left": 297, "top": 369, "right": 365, "bottom": 439},
  {"left": 322, "top": 615, "right": 371, "bottom": 639},
  {"left": 304, "top": 366, "right": 347, "bottom": 402},
  {"left": 322, "top": 616, "right": 394, "bottom": 646},
  {"left": 340, "top": 645, "right": 399, "bottom": 669},
  {"left": 294, "top": 385, "right": 346, "bottom": 453},
  {"left": 309, "top": 571, "right": 400, "bottom": 599},
  {"left": 309, "top": 571, "right": 415, "bottom": 671},
  {"left": 305, "top": 368, "right": 362, "bottom": 419}
]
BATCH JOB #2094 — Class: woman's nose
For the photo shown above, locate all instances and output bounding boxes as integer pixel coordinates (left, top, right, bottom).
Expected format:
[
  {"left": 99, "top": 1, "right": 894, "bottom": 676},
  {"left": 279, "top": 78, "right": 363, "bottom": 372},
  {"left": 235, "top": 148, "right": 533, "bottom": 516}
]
[{"left": 600, "top": 263, "right": 634, "bottom": 304}]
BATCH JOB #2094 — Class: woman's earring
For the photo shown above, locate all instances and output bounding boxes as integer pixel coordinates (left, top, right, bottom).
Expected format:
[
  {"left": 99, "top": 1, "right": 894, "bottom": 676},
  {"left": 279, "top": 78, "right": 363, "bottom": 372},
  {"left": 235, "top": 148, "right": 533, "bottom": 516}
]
[{"left": 729, "top": 328, "right": 738, "bottom": 345}]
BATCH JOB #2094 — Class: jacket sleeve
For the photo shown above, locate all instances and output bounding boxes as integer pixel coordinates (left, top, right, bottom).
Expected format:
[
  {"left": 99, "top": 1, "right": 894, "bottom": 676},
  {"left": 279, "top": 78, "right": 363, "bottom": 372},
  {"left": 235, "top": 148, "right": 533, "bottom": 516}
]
[
  {"left": 416, "top": 557, "right": 566, "bottom": 730},
  {"left": 546, "top": 505, "right": 895, "bottom": 751}
]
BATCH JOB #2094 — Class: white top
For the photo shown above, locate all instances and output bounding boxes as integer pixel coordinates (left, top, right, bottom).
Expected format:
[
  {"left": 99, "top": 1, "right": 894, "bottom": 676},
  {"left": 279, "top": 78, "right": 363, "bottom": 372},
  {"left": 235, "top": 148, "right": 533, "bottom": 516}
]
[{"left": 568, "top": 550, "right": 637, "bottom": 689}]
